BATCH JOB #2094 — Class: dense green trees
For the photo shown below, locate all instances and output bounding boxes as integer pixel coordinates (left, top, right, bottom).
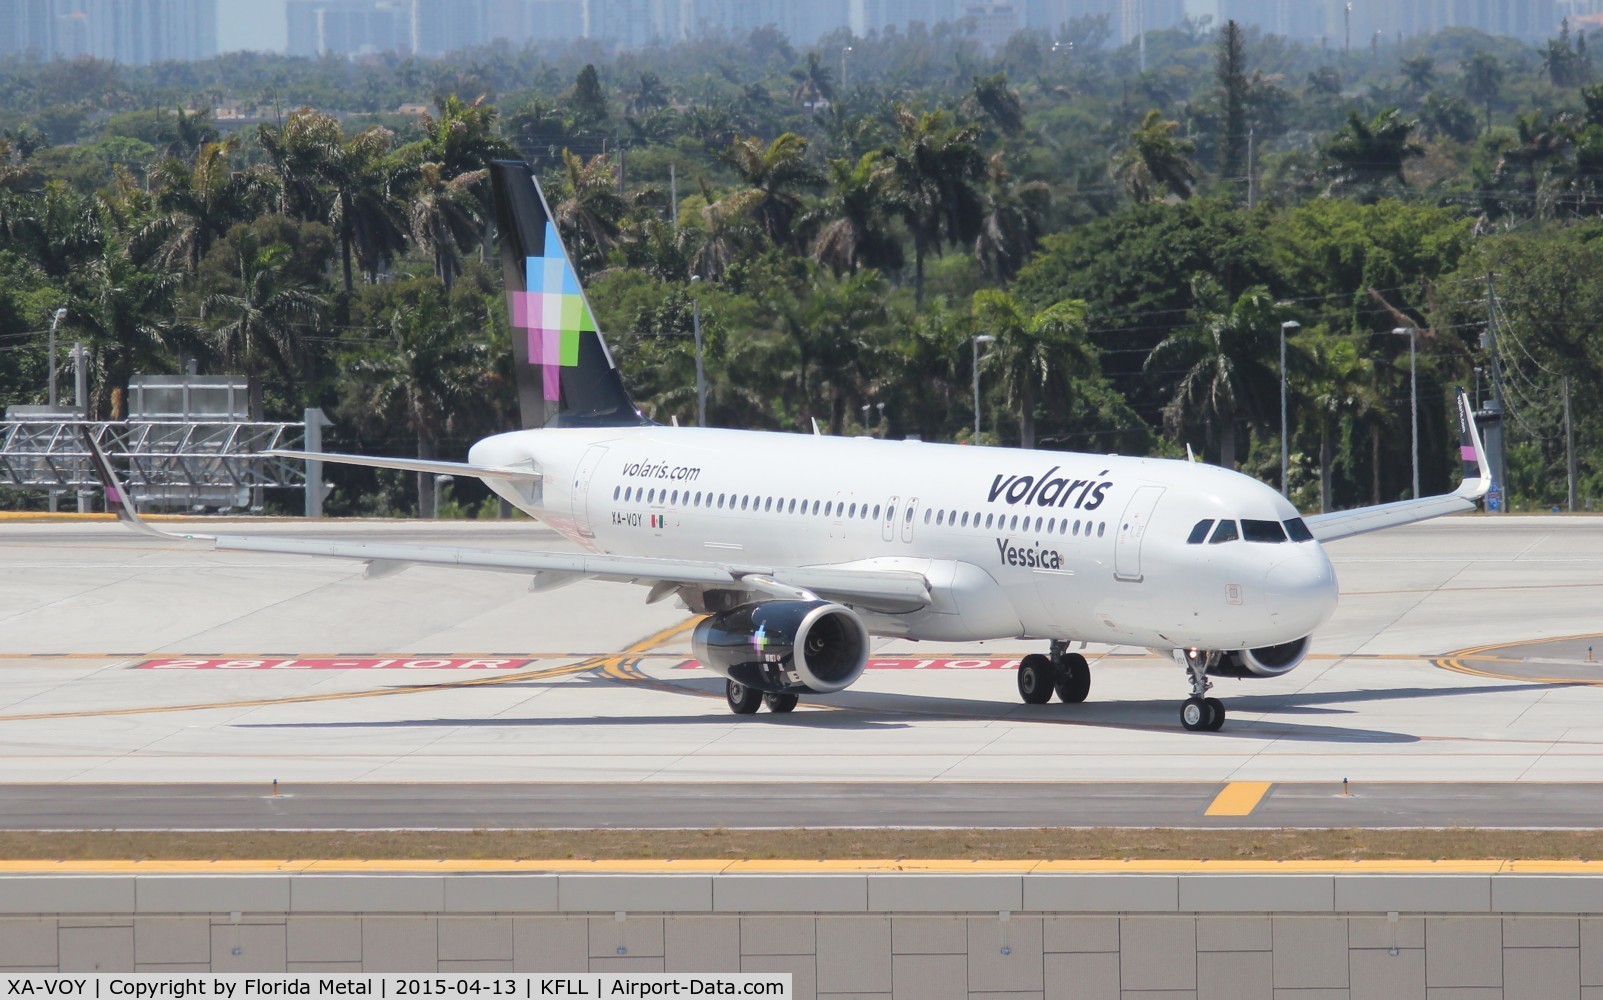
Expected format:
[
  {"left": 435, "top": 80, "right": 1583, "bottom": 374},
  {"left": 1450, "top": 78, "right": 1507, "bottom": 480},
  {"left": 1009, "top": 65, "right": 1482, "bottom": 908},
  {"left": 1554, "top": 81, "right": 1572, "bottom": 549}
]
[{"left": 1, "top": 21, "right": 1601, "bottom": 515}]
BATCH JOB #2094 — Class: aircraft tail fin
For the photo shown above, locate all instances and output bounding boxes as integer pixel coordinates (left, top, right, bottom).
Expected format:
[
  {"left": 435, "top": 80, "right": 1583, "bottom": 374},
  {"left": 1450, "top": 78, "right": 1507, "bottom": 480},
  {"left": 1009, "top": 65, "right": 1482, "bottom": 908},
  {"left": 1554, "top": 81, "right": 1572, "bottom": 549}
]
[{"left": 488, "top": 159, "right": 647, "bottom": 430}]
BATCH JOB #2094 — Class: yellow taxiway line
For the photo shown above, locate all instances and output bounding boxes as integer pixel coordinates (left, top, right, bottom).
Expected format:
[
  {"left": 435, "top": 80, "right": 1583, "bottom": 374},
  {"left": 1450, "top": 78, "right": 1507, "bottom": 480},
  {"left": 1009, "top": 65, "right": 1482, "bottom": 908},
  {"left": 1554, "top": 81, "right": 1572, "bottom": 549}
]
[{"left": 0, "top": 858, "right": 1593, "bottom": 875}]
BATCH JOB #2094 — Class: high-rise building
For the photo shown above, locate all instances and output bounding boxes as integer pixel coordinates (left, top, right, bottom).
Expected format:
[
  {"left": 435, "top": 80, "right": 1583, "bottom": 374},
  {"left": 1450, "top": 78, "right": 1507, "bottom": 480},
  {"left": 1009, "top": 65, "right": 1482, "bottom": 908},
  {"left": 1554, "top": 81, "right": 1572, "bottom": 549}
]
[
  {"left": 410, "top": 0, "right": 489, "bottom": 55},
  {"left": 527, "top": 0, "right": 585, "bottom": 41},
  {"left": 0, "top": 0, "right": 55, "bottom": 58},
  {"left": 962, "top": 1, "right": 1022, "bottom": 48},
  {"left": 288, "top": 0, "right": 405, "bottom": 56},
  {"left": 47, "top": 0, "right": 216, "bottom": 63}
]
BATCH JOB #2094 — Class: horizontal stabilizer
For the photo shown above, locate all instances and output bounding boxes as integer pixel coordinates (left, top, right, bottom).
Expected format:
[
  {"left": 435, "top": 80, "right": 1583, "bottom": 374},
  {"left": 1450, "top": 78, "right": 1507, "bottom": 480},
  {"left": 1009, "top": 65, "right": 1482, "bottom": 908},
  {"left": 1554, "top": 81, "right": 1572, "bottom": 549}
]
[{"left": 266, "top": 449, "right": 542, "bottom": 483}]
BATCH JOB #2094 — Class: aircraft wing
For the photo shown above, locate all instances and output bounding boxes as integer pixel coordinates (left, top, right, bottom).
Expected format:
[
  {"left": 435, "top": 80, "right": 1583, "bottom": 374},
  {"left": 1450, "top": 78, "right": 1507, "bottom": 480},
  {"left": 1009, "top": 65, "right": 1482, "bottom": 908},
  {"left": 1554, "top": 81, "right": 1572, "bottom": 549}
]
[
  {"left": 267, "top": 449, "right": 542, "bottom": 483},
  {"left": 77, "top": 428, "right": 930, "bottom": 610},
  {"left": 1303, "top": 388, "right": 1490, "bottom": 542}
]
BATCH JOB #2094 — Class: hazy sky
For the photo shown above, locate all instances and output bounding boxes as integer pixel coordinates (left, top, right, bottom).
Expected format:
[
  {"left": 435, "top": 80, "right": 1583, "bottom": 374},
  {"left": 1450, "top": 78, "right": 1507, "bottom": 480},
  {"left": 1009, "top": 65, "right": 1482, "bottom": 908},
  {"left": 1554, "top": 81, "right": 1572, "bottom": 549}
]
[{"left": 217, "top": 0, "right": 288, "bottom": 53}]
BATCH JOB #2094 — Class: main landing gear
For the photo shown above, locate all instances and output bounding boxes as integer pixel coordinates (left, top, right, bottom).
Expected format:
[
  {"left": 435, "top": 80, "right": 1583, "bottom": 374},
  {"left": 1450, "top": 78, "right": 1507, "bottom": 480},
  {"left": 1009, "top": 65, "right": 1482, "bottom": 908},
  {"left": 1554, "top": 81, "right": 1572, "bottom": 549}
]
[
  {"left": 725, "top": 680, "right": 799, "bottom": 715},
  {"left": 1174, "top": 649, "right": 1225, "bottom": 732},
  {"left": 1016, "top": 641, "right": 1092, "bottom": 705}
]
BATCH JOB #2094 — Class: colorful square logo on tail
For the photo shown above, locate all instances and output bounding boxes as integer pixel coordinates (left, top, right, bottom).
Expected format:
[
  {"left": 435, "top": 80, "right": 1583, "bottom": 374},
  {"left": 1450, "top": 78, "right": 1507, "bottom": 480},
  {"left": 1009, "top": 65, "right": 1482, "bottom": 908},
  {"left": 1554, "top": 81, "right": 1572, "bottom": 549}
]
[{"left": 507, "top": 221, "right": 595, "bottom": 402}]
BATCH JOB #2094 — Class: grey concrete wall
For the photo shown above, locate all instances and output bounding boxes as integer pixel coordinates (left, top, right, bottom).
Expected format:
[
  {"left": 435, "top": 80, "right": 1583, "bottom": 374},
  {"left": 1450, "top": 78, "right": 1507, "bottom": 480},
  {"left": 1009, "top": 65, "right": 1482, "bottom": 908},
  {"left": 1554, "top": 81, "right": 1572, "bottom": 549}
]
[{"left": 0, "top": 873, "right": 1601, "bottom": 998}]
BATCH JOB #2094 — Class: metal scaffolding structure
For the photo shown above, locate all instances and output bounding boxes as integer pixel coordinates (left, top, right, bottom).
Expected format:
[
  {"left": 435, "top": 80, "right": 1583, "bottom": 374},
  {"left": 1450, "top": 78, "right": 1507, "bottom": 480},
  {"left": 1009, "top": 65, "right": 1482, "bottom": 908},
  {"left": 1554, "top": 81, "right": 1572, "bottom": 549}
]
[{"left": 0, "top": 418, "right": 307, "bottom": 511}]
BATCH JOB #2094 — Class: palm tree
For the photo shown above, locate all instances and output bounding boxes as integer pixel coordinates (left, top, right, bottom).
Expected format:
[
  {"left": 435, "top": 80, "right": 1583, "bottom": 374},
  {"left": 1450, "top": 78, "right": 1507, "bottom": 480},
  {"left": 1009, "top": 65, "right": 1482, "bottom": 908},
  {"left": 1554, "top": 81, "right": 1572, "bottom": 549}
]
[
  {"left": 1146, "top": 281, "right": 1279, "bottom": 471},
  {"left": 974, "top": 153, "right": 1050, "bottom": 286},
  {"left": 257, "top": 108, "right": 339, "bottom": 222},
  {"left": 407, "top": 95, "right": 512, "bottom": 184},
  {"left": 1400, "top": 55, "right": 1436, "bottom": 101},
  {"left": 323, "top": 126, "right": 407, "bottom": 292},
  {"left": 964, "top": 73, "right": 1026, "bottom": 136},
  {"left": 791, "top": 53, "right": 835, "bottom": 107},
  {"left": 811, "top": 152, "right": 902, "bottom": 278},
  {"left": 625, "top": 72, "right": 671, "bottom": 116},
  {"left": 1464, "top": 50, "right": 1504, "bottom": 133},
  {"left": 1496, "top": 112, "right": 1568, "bottom": 218},
  {"left": 1114, "top": 110, "right": 1196, "bottom": 204},
  {"left": 553, "top": 149, "right": 627, "bottom": 275},
  {"left": 67, "top": 213, "right": 202, "bottom": 419},
  {"left": 972, "top": 289, "right": 1094, "bottom": 450},
  {"left": 202, "top": 231, "right": 325, "bottom": 411},
  {"left": 718, "top": 132, "right": 819, "bottom": 250},
  {"left": 884, "top": 107, "right": 985, "bottom": 309},
  {"left": 1302, "top": 333, "right": 1384, "bottom": 512},
  {"left": 346, "top": 292, "right": 490, "bottom": 517},
  {"left": 1324, "top": 108, "right": 1424, "bottom": 203},
  {"left": 406, "top": 163, "right": 487, "bottom": 293},
  {"left": 144, "top": 139, "right": 270, "bottom": 274}
]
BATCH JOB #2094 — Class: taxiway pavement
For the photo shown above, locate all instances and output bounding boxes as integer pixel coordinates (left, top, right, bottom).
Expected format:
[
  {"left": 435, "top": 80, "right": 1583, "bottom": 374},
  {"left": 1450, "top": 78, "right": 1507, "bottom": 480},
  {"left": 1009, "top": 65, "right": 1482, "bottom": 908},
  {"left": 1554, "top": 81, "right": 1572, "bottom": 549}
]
[{"left": 1, "top": 515, "right": 1600, "bottom": 828}]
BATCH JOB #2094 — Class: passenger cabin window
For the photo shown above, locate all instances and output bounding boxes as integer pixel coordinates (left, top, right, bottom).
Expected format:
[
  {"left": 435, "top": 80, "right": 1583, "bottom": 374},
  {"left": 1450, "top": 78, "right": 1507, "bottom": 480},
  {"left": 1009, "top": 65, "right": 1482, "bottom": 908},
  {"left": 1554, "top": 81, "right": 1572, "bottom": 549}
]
[
  {"left": 1242, "top": 519, "right": 1288, "bottom": 543},
  {"left": 1209, "top": 520, "right": 1239, "bottom": 544},
  {"left": 1285, "top": 517, "right": 1314, "bottom": 542},
  {"left": 1187, "top": 519, "right": 1215, "bottom": 545}
]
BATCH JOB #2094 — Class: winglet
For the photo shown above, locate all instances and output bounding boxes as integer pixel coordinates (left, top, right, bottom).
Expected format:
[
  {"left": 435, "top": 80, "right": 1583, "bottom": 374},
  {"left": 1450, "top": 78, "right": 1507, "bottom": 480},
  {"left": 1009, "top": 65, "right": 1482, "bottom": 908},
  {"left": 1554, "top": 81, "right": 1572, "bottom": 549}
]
[
  {"left": 75, "top": 427, "right": 207, "bottom": 540},
  {"left": 1186, "top": 443, "right": 1197, "bottom": 463},
  {"left": 1454, "top": 387, "right": 1491, "bottom": 502}
]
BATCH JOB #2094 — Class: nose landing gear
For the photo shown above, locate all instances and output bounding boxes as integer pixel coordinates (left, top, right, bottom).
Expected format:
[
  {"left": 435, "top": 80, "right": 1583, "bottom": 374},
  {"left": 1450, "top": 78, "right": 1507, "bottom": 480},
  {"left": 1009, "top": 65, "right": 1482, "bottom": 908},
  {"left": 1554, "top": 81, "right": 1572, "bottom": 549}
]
[
  {"left": 1174, "top": 648, "right": 1225, "bottom": 731},
  {"left": 1015, "top": 641, "right": 1093, "bottom": 705}
]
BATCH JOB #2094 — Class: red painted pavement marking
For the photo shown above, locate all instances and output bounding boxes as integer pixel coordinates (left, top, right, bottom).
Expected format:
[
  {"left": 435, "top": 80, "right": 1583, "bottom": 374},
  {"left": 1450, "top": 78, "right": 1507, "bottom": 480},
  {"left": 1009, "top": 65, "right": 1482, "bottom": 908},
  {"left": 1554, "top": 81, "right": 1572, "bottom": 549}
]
[
  {"left": 673, "top": 657, "right": 1017, "bottom": 671},
  {"left": 137, "top": 658, "right": 540, "bottom": 670}
]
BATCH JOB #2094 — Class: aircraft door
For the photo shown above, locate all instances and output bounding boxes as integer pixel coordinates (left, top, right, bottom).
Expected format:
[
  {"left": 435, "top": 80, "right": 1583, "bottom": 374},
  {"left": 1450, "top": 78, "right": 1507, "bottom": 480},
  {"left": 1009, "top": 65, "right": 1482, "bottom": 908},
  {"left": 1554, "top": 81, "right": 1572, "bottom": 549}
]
[
  {"left": 1113, "top": 485, "right": 1165, "bottom": 582},
  {"left": 901, "top": 497, "right": 920, "bottom": 543},
  {"left": 882, "top": 496, "right": 899, "bottom": 542},
  {"left": 569, "top": 444, "right": 609, "bottom": 538}
]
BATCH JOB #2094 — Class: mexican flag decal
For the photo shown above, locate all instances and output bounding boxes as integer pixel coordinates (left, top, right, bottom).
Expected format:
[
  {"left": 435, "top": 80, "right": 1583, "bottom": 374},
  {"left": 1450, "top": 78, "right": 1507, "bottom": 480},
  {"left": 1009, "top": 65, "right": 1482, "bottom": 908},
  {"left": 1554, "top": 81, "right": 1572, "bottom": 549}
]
[{"left": 649, "top": 514, "right": 667, "bottom": 528}]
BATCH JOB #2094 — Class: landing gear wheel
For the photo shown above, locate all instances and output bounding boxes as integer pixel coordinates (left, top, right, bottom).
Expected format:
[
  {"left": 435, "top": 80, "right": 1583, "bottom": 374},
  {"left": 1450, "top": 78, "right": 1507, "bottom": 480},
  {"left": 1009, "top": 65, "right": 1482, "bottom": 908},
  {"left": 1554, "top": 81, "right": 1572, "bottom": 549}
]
[
  {"left": 1180, "top": 697, "right": 1209, "bottom": 731},
  {"left": 1017, "top": 654, "right": 1055, "bottom": 704},
  {"left": 726, "top": 680, "right": 762, "bottom": 715},
  {"left": 1203, "top": 697, "right": 1226, "bottom": 732},
  {"left": 1054, "top": 653, "right": 1091, "bottom": 703},
  {"left": 764, "top": 693, "right": 799, "bottom": 714}
]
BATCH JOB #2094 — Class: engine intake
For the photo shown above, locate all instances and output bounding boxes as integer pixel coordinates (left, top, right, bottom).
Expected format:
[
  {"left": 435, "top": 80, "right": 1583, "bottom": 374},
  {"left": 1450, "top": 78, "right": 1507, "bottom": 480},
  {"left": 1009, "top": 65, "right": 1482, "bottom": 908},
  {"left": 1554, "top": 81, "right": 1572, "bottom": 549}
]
[
  {"left": 1211, "top": 635, "right": 1312, "bottom": 678},
  {"left": 692, "top": 600, "right": 869, "bottom": 694}
]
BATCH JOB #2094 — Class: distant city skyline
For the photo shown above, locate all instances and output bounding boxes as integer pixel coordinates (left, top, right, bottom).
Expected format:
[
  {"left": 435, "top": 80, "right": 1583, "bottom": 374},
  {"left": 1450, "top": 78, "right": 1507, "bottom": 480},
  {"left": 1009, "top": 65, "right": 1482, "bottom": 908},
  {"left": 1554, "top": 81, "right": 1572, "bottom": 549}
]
[
  {"left": 2, "top": 0, "right": 1585, "bottom": 63},
  {"left": 218, "top": 0, "right": 288, "bottom": 52}
]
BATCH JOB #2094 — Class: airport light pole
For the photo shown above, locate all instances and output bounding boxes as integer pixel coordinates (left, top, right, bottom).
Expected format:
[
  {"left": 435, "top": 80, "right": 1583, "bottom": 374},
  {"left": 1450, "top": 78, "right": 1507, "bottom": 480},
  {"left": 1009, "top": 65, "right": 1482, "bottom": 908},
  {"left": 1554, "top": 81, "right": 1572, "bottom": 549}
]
[
  {"left": 972, "top": 334, "right": 996, "bottom": 442},
  {"left": 1280, "top": 320, "right": 1299, "bottom": 497},
  {"left": 1391, "top": 326, "right": 1420, "bottom": 499},
  {"left": 690, "top": 275, "right": 707, "bottom": 427},
  {"left": 841, "top": 46, "right": 852, "bottom": 92}
]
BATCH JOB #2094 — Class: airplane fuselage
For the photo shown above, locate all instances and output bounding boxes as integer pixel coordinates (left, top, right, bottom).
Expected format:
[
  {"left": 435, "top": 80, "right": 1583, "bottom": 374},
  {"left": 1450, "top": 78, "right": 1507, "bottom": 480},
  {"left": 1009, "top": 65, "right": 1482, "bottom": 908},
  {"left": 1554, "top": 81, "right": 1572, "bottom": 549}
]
[{"left": 470, "top": 426, "right": 1340, "bottom": 651}]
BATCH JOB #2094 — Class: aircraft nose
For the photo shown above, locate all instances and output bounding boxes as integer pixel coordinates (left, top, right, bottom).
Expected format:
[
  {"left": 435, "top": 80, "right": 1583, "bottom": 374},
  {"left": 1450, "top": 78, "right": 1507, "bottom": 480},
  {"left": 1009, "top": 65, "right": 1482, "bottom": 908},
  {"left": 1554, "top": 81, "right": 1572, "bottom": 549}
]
[{"left": 1264, "top": 550, "right": 1339, "bottom": 632}]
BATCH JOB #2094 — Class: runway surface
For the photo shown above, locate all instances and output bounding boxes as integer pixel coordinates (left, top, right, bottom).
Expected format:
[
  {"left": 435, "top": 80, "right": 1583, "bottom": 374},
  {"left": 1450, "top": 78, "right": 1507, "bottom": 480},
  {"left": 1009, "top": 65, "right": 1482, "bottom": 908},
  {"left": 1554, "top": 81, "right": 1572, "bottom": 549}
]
[{"left": 2, "top": 516, "right": 1601, "bottom": 829}]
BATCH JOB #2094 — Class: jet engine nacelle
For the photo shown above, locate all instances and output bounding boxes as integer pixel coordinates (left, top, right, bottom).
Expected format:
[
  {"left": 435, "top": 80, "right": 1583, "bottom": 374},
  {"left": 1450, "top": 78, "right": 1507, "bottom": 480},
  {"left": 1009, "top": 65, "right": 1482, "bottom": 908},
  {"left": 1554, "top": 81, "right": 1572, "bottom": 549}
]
[
  {"left": 1210, "top": 635, "right": 1313, "bottom": 678},
  {"left": 691, "top": 600, "right": 870, "bottom": 694}
]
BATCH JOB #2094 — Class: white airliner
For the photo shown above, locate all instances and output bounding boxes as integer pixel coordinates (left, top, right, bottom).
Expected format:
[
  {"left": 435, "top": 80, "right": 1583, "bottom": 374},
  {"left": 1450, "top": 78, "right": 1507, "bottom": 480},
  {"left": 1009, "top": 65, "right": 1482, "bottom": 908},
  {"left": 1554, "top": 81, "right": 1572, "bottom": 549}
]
[{"left": 82, "top": 160, "right": 1491, "bottom": 731}]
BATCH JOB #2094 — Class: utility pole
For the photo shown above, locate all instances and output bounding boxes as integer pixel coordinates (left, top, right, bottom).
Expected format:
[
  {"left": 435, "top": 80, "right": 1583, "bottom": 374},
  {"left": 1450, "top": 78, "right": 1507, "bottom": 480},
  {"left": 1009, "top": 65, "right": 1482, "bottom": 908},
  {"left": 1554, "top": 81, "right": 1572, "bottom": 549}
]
[
  {"left": 669, "top": 163, "right": 678, "bottom": 231},
  {"left": 1483, "top": 272, "right": 1509, "bottom": 513},
  {"left": 1565, "top": 375, "right": 1577, "bottom": 513},
  {"left": 1247, "top": 128, "right": 1257, "bottom": 210}
]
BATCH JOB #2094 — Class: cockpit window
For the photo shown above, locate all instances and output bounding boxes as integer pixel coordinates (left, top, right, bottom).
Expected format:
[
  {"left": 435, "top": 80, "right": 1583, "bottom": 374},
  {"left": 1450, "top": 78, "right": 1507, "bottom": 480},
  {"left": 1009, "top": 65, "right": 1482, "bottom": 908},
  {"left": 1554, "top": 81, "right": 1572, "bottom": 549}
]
[
  {"left": 1242, "top": 519, "right": 1288, "bottom": 543},
  {"left": 1208, "top": 520, "right": 1239, "bottom": 544},
  {"left": 1187, "top": 519, "right": 1215, "bottom": 545},
  {"left": 1285, "top": 517, "right": 1314, "bottom": 542}
]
